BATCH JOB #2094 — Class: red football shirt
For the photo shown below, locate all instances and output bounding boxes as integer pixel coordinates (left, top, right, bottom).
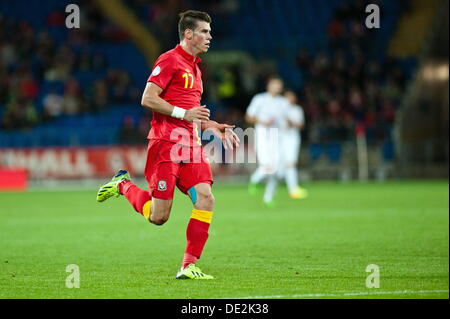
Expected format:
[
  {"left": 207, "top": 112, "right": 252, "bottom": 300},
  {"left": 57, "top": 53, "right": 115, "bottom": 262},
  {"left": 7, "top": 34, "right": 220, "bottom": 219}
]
[{"left": 147, "top": 44, "right": 204, "bottom": 147}]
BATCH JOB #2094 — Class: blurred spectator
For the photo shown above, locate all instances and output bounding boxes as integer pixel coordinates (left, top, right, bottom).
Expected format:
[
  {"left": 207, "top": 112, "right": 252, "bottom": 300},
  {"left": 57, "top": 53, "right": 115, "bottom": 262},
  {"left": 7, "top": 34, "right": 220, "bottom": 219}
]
[
  {"left": 20, "top": 73, "right": 39, "bottom": 100},
  {"left": 46, "top": 9, "right": 65, "bottom": 27},
  {"left": 381, "top": 76, "right": 403, "bottom": 104},
  {"left": 76, "top": 50, "right": 107, "bottom": 71},
  {"left": 91, "top": 52, "right": 107, "bottom": 70},
  {"left": 295, "top": 49, "right": 311, "bottom": 71},
  {"left": 106, "top": 70, "right": 139, "bottom": 104},
  {"left": 62, "top": 78, "right": 82, "bottom": 114},
  {"left": 0, "top": 42, "right": 17, "bottom": 67},
  {"left": 118, "top": 116, "right": 144, "bottom": 145},
  {"left": 42, "top": 90, "right": 64, "bottom": 120},
  {"left": 2, "top": 99, "right": 38, "bottom": 131},
  {"left": 217, "top": 67, "right": 237, "bottom": 109},
  {"left": 91, "top": 79, "right": 108, "bottom": 111},
  {"left": 138, "top": 114, "right": 151, "bottom": 139}
]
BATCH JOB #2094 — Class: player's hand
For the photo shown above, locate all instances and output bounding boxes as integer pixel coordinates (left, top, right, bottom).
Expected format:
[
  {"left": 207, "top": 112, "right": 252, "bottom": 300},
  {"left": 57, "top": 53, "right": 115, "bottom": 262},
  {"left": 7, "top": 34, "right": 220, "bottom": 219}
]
[
  {"left": 209, "top": 123, "right": 240, "bottom": 150},
  {"left": 184, "top": 106, "right": 210, "bottom": 122},
  {"left": 222, "top": 125, "right": 240, "bottom": 150}
]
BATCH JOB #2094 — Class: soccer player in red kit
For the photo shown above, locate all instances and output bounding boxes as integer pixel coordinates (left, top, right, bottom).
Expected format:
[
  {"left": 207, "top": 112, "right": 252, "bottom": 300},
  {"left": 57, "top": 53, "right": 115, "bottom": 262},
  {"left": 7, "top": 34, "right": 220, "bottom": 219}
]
[{"left": 96, "top": 10, "right": 239, "bottom": 279}]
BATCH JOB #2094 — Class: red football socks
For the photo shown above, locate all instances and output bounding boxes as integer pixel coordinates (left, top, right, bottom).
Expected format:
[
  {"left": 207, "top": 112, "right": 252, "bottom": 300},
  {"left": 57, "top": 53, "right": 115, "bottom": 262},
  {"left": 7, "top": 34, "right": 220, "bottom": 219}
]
[
  {"left": 182, "top": 252, "right": 198, "bottom": 269},
  {"left": 182, "top": 209, "right": 213, "bottom": 268},
  {"left": 119, "top": 180, "right": 150, "bottom": 216}
]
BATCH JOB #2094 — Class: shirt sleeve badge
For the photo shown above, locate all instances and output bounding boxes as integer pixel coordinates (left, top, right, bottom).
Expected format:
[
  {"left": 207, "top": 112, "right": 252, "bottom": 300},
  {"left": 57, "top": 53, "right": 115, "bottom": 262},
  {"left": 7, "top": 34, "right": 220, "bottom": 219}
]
[{"left": 151, "top": 66, "right": 161, "bottom": 76}]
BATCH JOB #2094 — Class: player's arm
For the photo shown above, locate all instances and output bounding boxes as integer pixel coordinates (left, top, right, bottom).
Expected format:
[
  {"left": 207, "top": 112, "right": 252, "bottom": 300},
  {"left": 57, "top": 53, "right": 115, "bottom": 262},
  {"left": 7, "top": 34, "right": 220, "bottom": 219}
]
[
  {"left": 244, "top": 114, "right": 258, "bottom": 125},
  {"left": 141, "top": 82, "right": 210, "bottom": 122},
  {"left": 288, "top": 107, "right": 305, "bottom": 130},
  {"left": 288, "top": 119, "right": 304, "bottom": 130},
  {"left": 245, "top": 96, "right": 261, "bottom": 125}
]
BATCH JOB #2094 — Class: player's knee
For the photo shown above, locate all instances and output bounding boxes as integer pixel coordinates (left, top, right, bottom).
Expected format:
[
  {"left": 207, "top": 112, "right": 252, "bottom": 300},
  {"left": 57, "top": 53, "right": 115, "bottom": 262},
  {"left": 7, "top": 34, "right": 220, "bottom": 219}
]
[
  {"left": 196, "top": 191, "right": 215, "bottom": 211},
  {"left": 149, "top": 199, "right": 172, "bottom": 226},
  {"left": 149, "top": 208, "right": 170, "bottom": 225},
  {"left": 150, "top": 214, "right": 168, "bottom": 226},
  {"left": 205, "top": 192, "right": 215, "bottom": 208}
]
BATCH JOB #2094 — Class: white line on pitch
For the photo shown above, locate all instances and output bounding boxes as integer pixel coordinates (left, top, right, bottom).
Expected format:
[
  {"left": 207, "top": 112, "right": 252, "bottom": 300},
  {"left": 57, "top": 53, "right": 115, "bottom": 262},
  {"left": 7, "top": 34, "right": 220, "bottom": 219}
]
[{"left": 223, "top": 289, "right": 449, "bottom": 299}]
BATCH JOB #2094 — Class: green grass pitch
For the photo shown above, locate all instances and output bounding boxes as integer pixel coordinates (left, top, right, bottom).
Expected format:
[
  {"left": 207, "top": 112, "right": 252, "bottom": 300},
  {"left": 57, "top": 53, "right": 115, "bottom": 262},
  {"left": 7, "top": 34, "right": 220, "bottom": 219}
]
[{"left": 0, "top": 180, "right": 448, "bottom": 299}]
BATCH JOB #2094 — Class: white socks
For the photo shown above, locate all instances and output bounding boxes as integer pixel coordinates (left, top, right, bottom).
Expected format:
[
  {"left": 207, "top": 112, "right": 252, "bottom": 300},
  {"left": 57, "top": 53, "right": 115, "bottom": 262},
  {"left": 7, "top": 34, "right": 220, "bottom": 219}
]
[
  {"left": 285, "top": 167, "right": 299, "bottom": 194},
  {"left": 263, "top": 174, "right": 278, "bottom": 203}
]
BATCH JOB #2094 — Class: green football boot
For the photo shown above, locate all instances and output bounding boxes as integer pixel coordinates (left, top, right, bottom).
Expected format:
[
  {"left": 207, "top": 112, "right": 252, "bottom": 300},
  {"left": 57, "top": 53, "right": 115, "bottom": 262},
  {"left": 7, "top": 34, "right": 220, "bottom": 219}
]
[
  {"left": 290, "top": 187, "right": 309, "bottom": 199},
  {"left": 96, "top": 170, "right": 131, "bottom": 202},
  {"left": 176, "top": 264, "right": 214, "bottom": 280}
]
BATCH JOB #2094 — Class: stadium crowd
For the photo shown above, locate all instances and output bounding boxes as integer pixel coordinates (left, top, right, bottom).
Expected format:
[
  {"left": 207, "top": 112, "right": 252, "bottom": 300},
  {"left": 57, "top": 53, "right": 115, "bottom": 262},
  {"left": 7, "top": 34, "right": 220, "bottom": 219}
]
[
  {"left": 0, "top": 1, "right": 140, "bottom": 131},
  {"left": 1, "top": 0, "right": 408, "bottom": 150},
  {"left": 295, "top": 0, "right": 406, "bottom": 146},
  {"left": 128, "top": 0, "right": 406, "bottom": 147}
]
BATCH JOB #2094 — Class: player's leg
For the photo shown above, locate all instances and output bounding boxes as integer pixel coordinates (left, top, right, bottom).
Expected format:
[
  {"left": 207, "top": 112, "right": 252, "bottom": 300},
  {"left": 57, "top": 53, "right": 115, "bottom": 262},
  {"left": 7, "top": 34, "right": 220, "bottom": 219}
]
[
  {"left": 192, "top": 182, "right": 215, "bottom": 211},
  {"left": 250, "top": 166, "right": 266, "bottom": 184},
  {"left": 96, "top": 170, "right": 153, "bottom": 219},
  {"left": 176, "top": 182, "right": 214, "bottom": 279},
  {"left": 98, "top": 171, "right": 178, "bottom": 226},
  {"left": 147, "top": 198, "right": 173, "bottom": 225},
  {"left": 118, "top": 178, "right": 152, "bottom": 219},
  {"left": 284, "top": 163, "right": 299, "bottom": 195},
  {"left": 262, "top": 134, "right": 281, "bottom": 206},
  {"left": 96, "top": 169, "right": 132, "bottom": 203},
  {"left": 284, "top": 163, "right": 308, "bottom": 199},
  {"left": 249, "top": 133, "right": 271, "bottom": 194},
  {"left": 139, "top": 157, "right": 178, "bottom": 224},
  {"left": 137, "top": 139, "right": 178, "bottom": 223},
  {"left": 175, "top": 156, "right": 215, "bottom": 279},
  {"left": 116, "top": 176, "right": 175, "bottom": 224},
  {"left": 249, "top": 166, "right": 267, "bottom": 195},
  {"left": 263, "top": 170, "right": 278, "bottom": 206},
  {"left": 184, "top": 182, "right": 214, "bottom": 262},
  {"left": 284, "top": 138, "right": 308, "bottom": 199},
  {"left": 98, "top": 139, "right": 178, "bottom": 224}
]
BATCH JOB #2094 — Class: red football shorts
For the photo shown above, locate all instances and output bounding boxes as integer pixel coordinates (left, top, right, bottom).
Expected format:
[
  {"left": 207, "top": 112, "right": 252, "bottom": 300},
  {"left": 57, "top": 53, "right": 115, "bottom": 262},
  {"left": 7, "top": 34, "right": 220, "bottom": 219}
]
[{"left": 144, "top": 139, "right": 213, "bottom": 200}]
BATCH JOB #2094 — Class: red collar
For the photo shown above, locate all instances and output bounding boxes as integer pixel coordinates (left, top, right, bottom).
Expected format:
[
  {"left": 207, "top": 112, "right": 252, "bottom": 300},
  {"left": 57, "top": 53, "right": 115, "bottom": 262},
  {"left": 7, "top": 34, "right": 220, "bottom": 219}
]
[{"left": 175, "top": 44, "right": 202, "bottom": 64}]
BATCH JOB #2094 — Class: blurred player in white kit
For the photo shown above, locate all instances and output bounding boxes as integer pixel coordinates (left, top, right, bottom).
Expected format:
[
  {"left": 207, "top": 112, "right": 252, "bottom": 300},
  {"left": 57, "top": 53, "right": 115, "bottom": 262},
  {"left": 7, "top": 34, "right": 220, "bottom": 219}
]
[
  {"left": 245, "top": 76, "right": 290, "bottom": 206},
  {"left": 281, "top": 90, "right": 308, "bottom": 199}
]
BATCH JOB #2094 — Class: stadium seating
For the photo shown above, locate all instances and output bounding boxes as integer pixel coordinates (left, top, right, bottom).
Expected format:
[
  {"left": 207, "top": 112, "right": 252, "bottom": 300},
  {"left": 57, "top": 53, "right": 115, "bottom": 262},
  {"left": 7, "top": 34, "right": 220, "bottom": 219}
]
[
  {"left": 0, "top": 103, "right": 144, "bottom": 147},
  {"left": 308, "top": 143, "right": 343, "bottom": 163}
]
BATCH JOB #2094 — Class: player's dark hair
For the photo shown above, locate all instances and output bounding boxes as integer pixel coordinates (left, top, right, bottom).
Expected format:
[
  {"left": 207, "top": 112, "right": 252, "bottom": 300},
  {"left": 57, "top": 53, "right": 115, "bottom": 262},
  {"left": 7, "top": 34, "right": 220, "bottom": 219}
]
[{"left": 178, "top": 10, "right": 212, "bottom": 41}]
